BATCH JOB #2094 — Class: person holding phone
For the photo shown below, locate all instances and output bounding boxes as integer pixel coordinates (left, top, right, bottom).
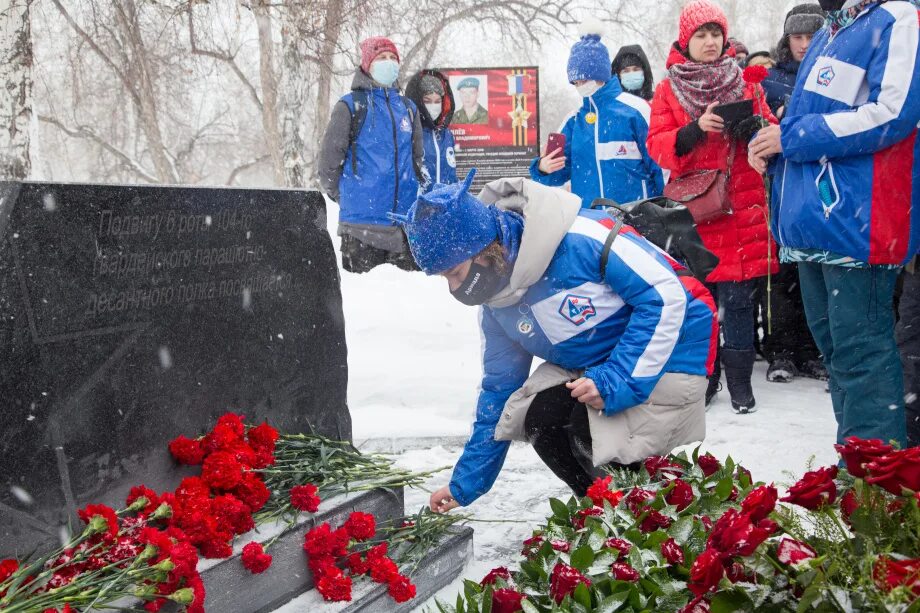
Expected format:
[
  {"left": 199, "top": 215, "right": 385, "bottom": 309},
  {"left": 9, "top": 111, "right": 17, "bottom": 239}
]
[
  {"left": 529, "top": 21, "right": 664, "bottom": 208},
  {"left": 647, "top": 0, "right": 778, "bottom": 415},
  {"left": 386, "top": 172, "right": 715, "bottom": 512}
]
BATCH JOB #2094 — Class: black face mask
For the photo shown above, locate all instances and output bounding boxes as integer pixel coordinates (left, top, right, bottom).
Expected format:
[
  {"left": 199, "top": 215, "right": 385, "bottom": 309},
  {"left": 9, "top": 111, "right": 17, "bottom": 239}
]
[
  {"left": 450, "top": 262, "right": 505, "bottom": 306},
  {"left": 818, "top": 0, "right": 846, "bottom": 10}
]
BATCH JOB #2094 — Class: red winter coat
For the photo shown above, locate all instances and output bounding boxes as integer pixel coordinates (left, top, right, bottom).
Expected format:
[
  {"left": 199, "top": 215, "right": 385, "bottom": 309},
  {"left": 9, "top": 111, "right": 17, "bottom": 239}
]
[{"left": 648, "top": 49, "right": 779, "bottom": 284}]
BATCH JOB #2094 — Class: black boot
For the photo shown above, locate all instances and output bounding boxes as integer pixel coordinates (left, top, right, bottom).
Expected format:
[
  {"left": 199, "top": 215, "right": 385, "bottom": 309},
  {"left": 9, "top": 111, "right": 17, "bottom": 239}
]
[{"left": 723, "top": 348, "right": 757, "bottom": 414}]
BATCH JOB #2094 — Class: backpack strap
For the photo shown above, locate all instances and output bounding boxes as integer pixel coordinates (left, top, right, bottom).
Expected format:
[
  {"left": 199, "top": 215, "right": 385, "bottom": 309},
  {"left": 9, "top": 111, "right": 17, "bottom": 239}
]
[
  {"left": 599, "top": 218, "right": 625, "bottom": 279},
  {"left": 347, "top": 90, "right": 369, "bottom": 175}
]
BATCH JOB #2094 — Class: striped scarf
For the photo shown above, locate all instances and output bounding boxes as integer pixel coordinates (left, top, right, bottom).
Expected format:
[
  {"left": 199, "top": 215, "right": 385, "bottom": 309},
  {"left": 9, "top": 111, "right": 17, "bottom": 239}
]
[{"left": 828, "top": 0, "right": 920, "bottom": 35}]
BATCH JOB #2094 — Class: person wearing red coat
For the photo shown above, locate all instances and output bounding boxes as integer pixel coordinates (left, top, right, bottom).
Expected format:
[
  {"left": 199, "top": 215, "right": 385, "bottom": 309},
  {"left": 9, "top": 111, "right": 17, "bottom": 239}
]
[{"left": 648, "top": 0, "right": 778, "bottom": 414}]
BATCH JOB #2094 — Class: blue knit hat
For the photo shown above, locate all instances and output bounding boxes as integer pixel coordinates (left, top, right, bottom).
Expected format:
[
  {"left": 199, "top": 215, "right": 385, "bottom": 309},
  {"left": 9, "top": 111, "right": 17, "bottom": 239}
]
[
  {"left": 388, "top": 169, "right": 499, "bottom": 275},
  {"left": 567, "top": 19, "right": 611, "bottom": 84}
]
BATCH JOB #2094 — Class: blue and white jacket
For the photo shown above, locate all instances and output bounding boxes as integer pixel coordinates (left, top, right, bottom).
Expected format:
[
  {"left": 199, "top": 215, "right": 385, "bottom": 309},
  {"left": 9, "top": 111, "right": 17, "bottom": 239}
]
[
  {"left": 449, "top": 196, "right": 716, "bottom": 506},
  {"left": 770, "top": 0, "right": 920, "bottom": 265},
  {"left": 529, "top": 79, "right": 665, "bottom": 207},
  {"left": 422, "top": 126, "right": 458, "bottom": 186}
]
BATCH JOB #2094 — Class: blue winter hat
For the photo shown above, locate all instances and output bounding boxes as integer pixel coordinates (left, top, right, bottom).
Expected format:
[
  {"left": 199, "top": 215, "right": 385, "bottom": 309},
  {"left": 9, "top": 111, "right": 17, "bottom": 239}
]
[
  {"left": 388, "top": 169, "right": 499, "bottom": 275},
  {"left": 567, "top": 20, "right": 611, "bottom": 84}
]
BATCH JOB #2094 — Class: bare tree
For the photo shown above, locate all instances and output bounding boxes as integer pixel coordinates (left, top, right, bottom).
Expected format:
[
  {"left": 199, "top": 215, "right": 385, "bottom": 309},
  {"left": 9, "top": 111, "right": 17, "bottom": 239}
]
[
  {"left": 279, "top": 2, "right": 311, "bottom": 187},
  {"left": 0, "top": 0, "right": 33, "bottom": 180}
]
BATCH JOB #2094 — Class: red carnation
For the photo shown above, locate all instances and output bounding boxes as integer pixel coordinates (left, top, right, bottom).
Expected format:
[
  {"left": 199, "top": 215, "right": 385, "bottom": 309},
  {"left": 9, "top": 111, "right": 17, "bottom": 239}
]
[
  {"left": 216, "top": 412, "right": 245, "bottom": 437},
  {"left": 866, "top": 447, "right": 920, "bottom": 495},
  {"left": 697, "top": 454, "right": 721, "bottom": 477},
  {"left": 367, "top": 542, "right": 389, "bottom": 561},
  {"left": 175, "top": 476, "right": 211, "bottom": 501},
  {"left": 370, "top": 556, "right": 399, "bottom": 583},
  {"left": 625, "top": 488, "right": 656, "bottom": 515},
  {"left": 241, "top": 542, "right": 272, "bottom": 574},
  {"left": 343, "top": 512, "right": 376, "bottom": 541},
  {"left": 688, "top": 549, "right": 724, "bottom": 596},
  {"left": 781, "top": 466, "right": 838, "bottom": 510},
  {"left": 743, "top": 65, "right": 769, "bottom": 84},
  {"left": 874, "top": 556, "right": 920, "bottom": 595},
  {"left": 200, "top": 537, "right": 233, "bottom": 559},
  {"left": 573, "top": 506, "right": 603, "bottom": 529},
  {"left": 835, "top": 437, "right": 894, "bottom": 478},
  {"left": 127, "top": 485, "right": 161, "bottom": 515},
  {"left": 776, "top": 538, "right": 817, "bottom": 566},
  {"left": 549, "top": 563, "right": 590, "bottom": 603},
  {"left": 481, "top": 566, "right": 511, "bottom": 586},
  {"left": 316, "top": 567, "right": 352, "bottom": 602},
  {"left": 201, "top": 423, "right": 242, "bottom": 455},
  {"left": 290, "top": 484, "right": 321, "bottom": 513},
  {"left": 168, "top": 541, "right": 199, "bottom": 581},
  {"left": 1, "top": 558, "right": 19, "bottom": 598},
  {"left": 661, "top": 537, "right": 685, "bottom": 565},
  {"left": 640, "top": 509, "right": 673, "bottom": 533},
  {"left": 492, "top": 588, "right": 526, "bottom": 613},
  {"left": 169, "top": 435, "right": 204, "bottom": 465},
  {"left": 78, "top": 503, "right": 119, "bottom": 540},
  {"left": 347, "top": 552, "right": 371, "bottom": 576},
  {"left": 605, "top": 537, "right": 632, "bottom": 560},
  {"left": 201, "top": 451, "right": 244, "bottom": 491},
  {"left": 586, "top": 475, "right": 624, "bottom": 508},
  {"left": 387, "top": 573, "right": 417, "bottom": 603},
  {"left": 308, "top": 554, "right": 337, "bottom": 578},
  {"left": 304, "top": 523, "right": 349, "bottom": 558},
  {"left": 666, "top": 479, "right": 695, "bottom": 511},
  {"left": 211, "top": 494, "right": 255, "bottom": 535},
  {"left": 740, "top": 484, "right": 777, "bottom": 523},
  {"left": 611, "top": 562, "right": 640, "bottom": 582},
  {"left": 233, "top": 473, "right": 270, "bottom": 512},
  {"left": 247, "top": 421, "right": 279, "bottom": 448},
  {"left": 645, "top": 456, "right": 685, "bottom": 479}
]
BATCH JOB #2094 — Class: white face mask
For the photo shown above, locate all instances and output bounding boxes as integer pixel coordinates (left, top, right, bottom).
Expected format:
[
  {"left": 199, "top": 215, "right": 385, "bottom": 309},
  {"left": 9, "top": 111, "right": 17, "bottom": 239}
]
[
  {"left": 424, "top": 103, "right": 442, "bottom": 120},
  {"left": 576, "top": 81, "right": 601, "bottom": 98}
]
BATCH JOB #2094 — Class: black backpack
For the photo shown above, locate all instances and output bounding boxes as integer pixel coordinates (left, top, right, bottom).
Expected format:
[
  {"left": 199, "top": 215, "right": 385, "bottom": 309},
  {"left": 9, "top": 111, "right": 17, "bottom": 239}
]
[{"left": 592, "top": 197, "right": 720, "bottom": 282}]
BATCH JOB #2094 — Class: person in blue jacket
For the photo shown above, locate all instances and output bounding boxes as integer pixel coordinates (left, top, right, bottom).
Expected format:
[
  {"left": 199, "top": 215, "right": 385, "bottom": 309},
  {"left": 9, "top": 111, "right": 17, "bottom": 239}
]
[
  {"left": 762, "top": 4, "right": 825, "bottom": 118},
  {"left": 405, "top": 70, "right": 458, "bottom": 186},
  {"left": 750, "top": 0, "right": 920, "bottom": 447},
  {"left": 530, "top": 23, "right": 664, "bottom": 207},
  {"left": 318, "top": 36, "right": 428, "bottom": 274},
  {"left": 390, "top": 170, "right": 717, "bottom": 510}
]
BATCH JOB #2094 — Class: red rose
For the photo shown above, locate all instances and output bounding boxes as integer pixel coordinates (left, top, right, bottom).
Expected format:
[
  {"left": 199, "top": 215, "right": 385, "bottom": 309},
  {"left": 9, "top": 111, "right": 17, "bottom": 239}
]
[
  {"left": 611, "top": 562, "right": 640, "bottom": 582},
  {"left": 78, "top": 503, "right": 119, "bottom": 540},
  {"left": 661, "top": 537, "right": 685, "bottom": 565},
  {"left": 481, "top": 566, "right": 512, "bottom": 586},
  {"left": 874, "top": 556, "right": 920, "bottom": 595},
  {"left": 743, "top": 65, "right": 769, "bottom": 84},
  {"left": 697, "top": 454, "right": 721, "bottom": 477},
  {"left": 290, "top": 484, "right": 321, "bottom": 513},
  {"left": 201, "top": 451, "right": 244, "bottom": 491},
  {"left": 700, "top": 515, "right": 713, "bottom": 531},
  {"left": 233, "top": 473, "right": 270, "bottom": 512},
  {"left": 521, "top": 535, "right": 543, "bottom": 557},
  {"left": 605, "top": 538, "right": 632, "bottom": 560},
  {"left": 241, "top": 542, "right": 272, "bottom": 574},
  {"left": 707, "top": 509, "right": 769, "bottom": 558},
  {"left": 343, "top": 512, "right": 376, "bottom": 541},
  {"left": 679, "top": 595, "right": 711, "bottom": 613},
  {"left": 866, "top": 448, "right": 920, "bottom": 495},
  {"left": 316, "top": 567, "right": 352, "bottom": 602},
  {"left": 735, "top": 466, "right": 753, "bottom": 484},
  {"left": 645, "top": 456, "right": 685, "bottom": 479},
  {"left": 625, "top": 488, "right": 656, "bottom": 515},
  {"left": 758, "top": 519, "right": 780, "bottom": 534},
  {"left": 126, "top": 485, "right": 161, "bottom": 515},
  {"left": 776, "top": 538, "right": 817, "bottom": 565},
  {"left": 211, "top": 494, "right": 254, "bottom": 535},
  {"left": 781, "top": 466, "right": 838, "bottom": 510},
  {"left": 550, "top": 539, "right": 571, "bottom": 553},
  {"left": 387, "top": 573, "right": 417, "bottom": 603},
  {"left": 573, "top": 507, "right": 603, "bottom": 529},
  {"left": 688, "top": 549, "right": 724, "bottom": 596},
  {"left": 549, "top": 563, "right": 590, "bottom": 603},
  {"left": 740, "top": 484, "right": 777, "bottom": 523},
  {"left": 840, "top": 489, "right": 860, "bottom": 520},
  {"left": 369, "top": 556, "right": 399, "bottom": 583},
  {"left": 725, "top": 561, "right": 752, "bottom": 584},
  {"left": 835, "top": 437, "right": 894, "bottom": 478},
  {"left": 586, "top": 476, "right": 624, "bottom": 508},
  {"left": 640, "top": 509, "right": 673, "bottom": 533},
  {"left": 666, "top": 479, "right": 695, "bottom": 511},
  {"left": 492, "top": 588, "right": 526, "bottom": 613},
  {"left": 169, "top": 435, "right": 205, "bottom": 465}
]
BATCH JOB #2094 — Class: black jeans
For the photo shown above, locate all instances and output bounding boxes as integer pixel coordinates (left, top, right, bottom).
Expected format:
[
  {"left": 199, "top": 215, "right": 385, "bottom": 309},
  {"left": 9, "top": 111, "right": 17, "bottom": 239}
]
[
  {"left": 897, "top": 270, "right": 920, "bottom": 447},
  {"left": 524, "top": 385, "right": 637, "bottom": 497},
  {"left": 340, "top": 234, "right": 418, "bottom": 274}
]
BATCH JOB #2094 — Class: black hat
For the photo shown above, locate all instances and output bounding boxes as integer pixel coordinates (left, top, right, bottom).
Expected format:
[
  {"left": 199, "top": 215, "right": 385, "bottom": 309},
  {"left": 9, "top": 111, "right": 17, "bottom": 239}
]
[{"left": 784, "top": 4, "right": 825, "bottom": 36}]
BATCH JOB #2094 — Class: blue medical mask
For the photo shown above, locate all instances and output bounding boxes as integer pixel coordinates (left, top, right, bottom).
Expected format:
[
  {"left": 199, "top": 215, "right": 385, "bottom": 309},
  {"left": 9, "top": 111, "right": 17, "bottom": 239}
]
[
  {"left": 370, "top": 59, "right": 400, "bottom": 86},
  {"left": 620, "top": 71, "right": 645, "bottom": 91}
]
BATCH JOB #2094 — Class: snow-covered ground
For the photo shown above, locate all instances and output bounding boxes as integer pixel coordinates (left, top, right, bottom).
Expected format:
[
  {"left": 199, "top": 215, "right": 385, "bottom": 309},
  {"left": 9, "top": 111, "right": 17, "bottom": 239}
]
[{"left": 321, "top": 202, "right": 840, "bottom": 610}]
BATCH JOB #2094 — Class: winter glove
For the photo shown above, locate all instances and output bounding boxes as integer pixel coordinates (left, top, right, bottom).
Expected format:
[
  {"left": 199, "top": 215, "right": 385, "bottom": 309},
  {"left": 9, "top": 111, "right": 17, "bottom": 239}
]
[
  {"left": 675, "top": 121, "right": 706, "bottom": 157},
  {"left": 731, "top": 115, "right": 766, "bottom": 143}
]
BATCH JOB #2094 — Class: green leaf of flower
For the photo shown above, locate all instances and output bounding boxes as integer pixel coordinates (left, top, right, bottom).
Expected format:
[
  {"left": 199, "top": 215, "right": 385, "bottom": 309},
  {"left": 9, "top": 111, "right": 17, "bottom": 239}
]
[
  {"left": 550, "top": 498, "right": 570, "bottom": 521},
  {"left": 573, "top": 582, "right": 593, "bottom": 609},
  {"left": 570, "top": 545, "right": 595, "bottom": 571}
]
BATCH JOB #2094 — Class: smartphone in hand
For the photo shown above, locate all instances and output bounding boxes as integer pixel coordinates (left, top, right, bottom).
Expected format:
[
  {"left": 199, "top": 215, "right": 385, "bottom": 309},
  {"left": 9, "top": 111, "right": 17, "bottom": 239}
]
[{"left": 547, "top": 132, "right": 566, "bottom": 156}]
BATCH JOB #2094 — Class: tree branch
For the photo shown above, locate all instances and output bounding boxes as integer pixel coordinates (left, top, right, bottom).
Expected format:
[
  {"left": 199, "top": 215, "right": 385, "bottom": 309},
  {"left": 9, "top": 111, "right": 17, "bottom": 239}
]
[{"left": 225, "top": 154, "right": 269, "bottom": 185}]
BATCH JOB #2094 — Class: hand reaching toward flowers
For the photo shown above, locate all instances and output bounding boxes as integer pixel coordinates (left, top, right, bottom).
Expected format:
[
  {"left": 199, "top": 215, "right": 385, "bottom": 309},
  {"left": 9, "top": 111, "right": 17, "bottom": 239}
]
[{"left": 430, "top": 485, "right": 460, "bottom": 513}]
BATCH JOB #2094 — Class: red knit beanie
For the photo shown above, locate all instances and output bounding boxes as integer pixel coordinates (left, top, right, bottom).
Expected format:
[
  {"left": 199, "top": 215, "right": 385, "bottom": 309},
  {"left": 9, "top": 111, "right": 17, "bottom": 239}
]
[
  {"left": 678, "top": 0, "right": 729, "bottom": 51},
  {"left": 359, "top": 37, "right": 400, "bottom": 73}
]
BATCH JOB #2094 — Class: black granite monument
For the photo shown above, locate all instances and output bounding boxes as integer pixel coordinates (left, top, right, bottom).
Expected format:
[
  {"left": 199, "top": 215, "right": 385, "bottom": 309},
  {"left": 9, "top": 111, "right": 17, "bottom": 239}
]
[{"left": 0, "top": 182, "right": 350, "bottom": 557}]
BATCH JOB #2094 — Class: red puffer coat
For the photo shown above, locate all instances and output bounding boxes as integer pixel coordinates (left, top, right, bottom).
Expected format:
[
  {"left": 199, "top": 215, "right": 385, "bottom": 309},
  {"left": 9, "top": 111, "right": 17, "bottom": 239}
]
[{"left": 648, "top": 48, "right": 778, "bottom": 283}]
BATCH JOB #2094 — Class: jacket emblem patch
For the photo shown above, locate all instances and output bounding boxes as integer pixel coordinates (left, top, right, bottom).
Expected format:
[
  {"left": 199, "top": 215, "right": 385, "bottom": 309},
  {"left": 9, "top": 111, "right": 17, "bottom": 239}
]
[{"left": 559, "top": 294, "right": 597, "bottom": 326}]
